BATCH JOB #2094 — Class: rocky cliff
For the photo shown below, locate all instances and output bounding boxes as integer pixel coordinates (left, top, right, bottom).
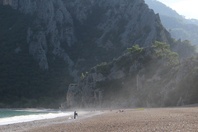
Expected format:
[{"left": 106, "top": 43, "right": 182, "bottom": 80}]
[
  {"left": 1, "top": 0, "right": 75, "bottom": 70},
  {"left": 1, "top": 0, "right": 171, "bottom": 71},
  {"left": 67, "top": 42, "right": 198, "bottom": 108},
  {"left": 0, "top": 0, "right": 172, "bottom": 107}
]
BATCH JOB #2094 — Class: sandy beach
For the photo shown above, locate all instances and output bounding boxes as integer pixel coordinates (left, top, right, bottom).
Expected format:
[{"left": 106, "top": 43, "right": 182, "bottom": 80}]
[{"left": 1, "top": 107, "right": 198, "bottom": 132}]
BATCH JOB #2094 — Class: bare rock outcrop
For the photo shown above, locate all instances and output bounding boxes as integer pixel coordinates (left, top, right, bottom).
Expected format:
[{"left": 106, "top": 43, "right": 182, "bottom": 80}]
[{"left": 1, "top": 0, "right": 75, "bottom": 70}]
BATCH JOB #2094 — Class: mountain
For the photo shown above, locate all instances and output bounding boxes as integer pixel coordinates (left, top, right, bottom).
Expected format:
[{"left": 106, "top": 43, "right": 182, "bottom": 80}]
[
  {"left": 0, "top": 0, "right": 171, "bottom": 108},
  {"left": 67, "top": 42, "right": 198, "bottom": 108},
  {"left": 145, "top": 0, "right": 198, "bottom": 45}
]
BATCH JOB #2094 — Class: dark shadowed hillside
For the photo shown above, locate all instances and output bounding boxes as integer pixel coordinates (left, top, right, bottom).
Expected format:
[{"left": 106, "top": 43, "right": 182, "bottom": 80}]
[
  {"left": 0, "top": 5, "right": 73, "bottom": 108},
  {"left": 0, "top": 0, "right": 171, "bottom": 108}
]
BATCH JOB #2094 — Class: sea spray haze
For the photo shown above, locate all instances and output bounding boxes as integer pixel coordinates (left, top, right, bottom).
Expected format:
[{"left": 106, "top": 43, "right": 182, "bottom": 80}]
[
  {"left": 67, "top": 41, "right": 198, "bottom": 108},
  {"left": 0, "top": 0, "right": 171, "bottom": 108}
]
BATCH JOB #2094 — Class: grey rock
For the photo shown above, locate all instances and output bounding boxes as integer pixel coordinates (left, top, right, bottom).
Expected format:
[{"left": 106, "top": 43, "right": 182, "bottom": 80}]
[
  {"left": 67, "top": 83, "right": 82, "bottom": 108},
  {"left": 2, "top": 0, "right": 75, "bottom": 71}
]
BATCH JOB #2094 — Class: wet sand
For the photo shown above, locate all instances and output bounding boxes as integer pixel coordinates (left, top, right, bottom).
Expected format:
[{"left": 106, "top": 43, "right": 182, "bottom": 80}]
[{"left": 1, "top": 107, "right": 198, "bottom": 132}]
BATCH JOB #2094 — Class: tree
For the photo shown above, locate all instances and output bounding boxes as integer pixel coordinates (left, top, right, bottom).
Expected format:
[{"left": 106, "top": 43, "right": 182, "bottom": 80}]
[
  {"left": 127, "top": 44, "right": 143, "bottom": 53},
  {"left": 152, "top": 41, "right": 179, "bottom": 66}
]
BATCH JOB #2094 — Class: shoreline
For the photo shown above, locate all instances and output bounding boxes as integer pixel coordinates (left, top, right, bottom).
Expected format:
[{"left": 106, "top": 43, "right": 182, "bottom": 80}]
[
  {"left": 1, "top": 107, "right": 198, "bottom": 132},
  {"left": 0, "top": 109, "right": 74, "bottom": 126},
  {"left": 0, "top": 110, "right": 104, "bottom": 132}
]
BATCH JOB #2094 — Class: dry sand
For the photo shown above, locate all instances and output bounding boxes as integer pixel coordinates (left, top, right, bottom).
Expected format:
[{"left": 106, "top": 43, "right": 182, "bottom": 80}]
[{"left": 1, "top": 107, "right": 198, "bottom": 132}]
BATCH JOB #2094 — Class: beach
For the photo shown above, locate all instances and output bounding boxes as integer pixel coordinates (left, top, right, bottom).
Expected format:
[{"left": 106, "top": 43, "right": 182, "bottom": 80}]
[{"left": 1, "top": 107, "right": 198, "bottom": 132}]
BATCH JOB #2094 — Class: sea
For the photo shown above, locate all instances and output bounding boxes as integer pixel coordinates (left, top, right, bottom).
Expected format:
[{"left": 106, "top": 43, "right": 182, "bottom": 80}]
[{"left": 0, "top": 109, "right": 73, "bottom": 126}]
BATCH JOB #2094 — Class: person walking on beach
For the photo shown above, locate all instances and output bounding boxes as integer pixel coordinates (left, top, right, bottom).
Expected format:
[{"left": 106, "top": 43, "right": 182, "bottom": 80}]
[{"left": 74, "top": 111, "right": 78, "bottom": 119}]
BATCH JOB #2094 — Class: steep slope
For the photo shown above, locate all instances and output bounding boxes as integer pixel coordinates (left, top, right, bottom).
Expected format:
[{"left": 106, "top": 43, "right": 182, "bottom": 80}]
[
  {"left": 145, "top": 0, "right": 198, "bottom": 45},
  {"left": 0, "top": 0, "right": 171, "bottom": 108},
  {"left": 0, "top": 1, "right": 74, "bottom": 108},
  {"left": 63, "top": 0, "right": 171, "bottom": 71},
  {"left": 67, "top": 42, "right": 198, "bottom": 108}
]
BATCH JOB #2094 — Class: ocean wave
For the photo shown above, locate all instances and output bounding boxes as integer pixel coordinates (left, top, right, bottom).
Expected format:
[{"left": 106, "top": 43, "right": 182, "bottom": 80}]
[{"left": 0, "top": 111, "right": 73, "bottom": 126}]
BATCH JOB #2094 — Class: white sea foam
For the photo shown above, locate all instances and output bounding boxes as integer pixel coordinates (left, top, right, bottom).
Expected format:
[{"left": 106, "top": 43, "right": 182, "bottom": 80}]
[{"left": 0, "top": 111, "right": 73, "bottom": 126}]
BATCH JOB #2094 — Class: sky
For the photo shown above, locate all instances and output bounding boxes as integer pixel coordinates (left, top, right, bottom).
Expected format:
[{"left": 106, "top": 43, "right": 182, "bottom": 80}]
[{"left": 157, "top": 0, "right": 198, "bottom": 19}]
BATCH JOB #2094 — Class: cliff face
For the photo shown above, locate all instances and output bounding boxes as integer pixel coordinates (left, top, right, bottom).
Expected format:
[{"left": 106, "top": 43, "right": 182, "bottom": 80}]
[
  {"left": 0, "top": 0, "right": 172, "bottom": 107},
  {"left": 65, "top": 0, "right": 170, "bottom": 46},
  {"left": 1, "top": 0, "right": 75, "bottom": 70},
  {"left": 67, "top": 45, "right": 198, "bottom": 108},
  {"left": 1, "top": 0, "right": 170, "bottom": 71},
  {"left": 64, "top": 0, "right": 171, "bottom": 69}
]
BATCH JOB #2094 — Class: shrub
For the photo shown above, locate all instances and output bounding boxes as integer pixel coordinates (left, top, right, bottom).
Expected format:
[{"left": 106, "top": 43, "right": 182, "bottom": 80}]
[{"left": 127, "top": 44, "right": 143, "bottom": 53}]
